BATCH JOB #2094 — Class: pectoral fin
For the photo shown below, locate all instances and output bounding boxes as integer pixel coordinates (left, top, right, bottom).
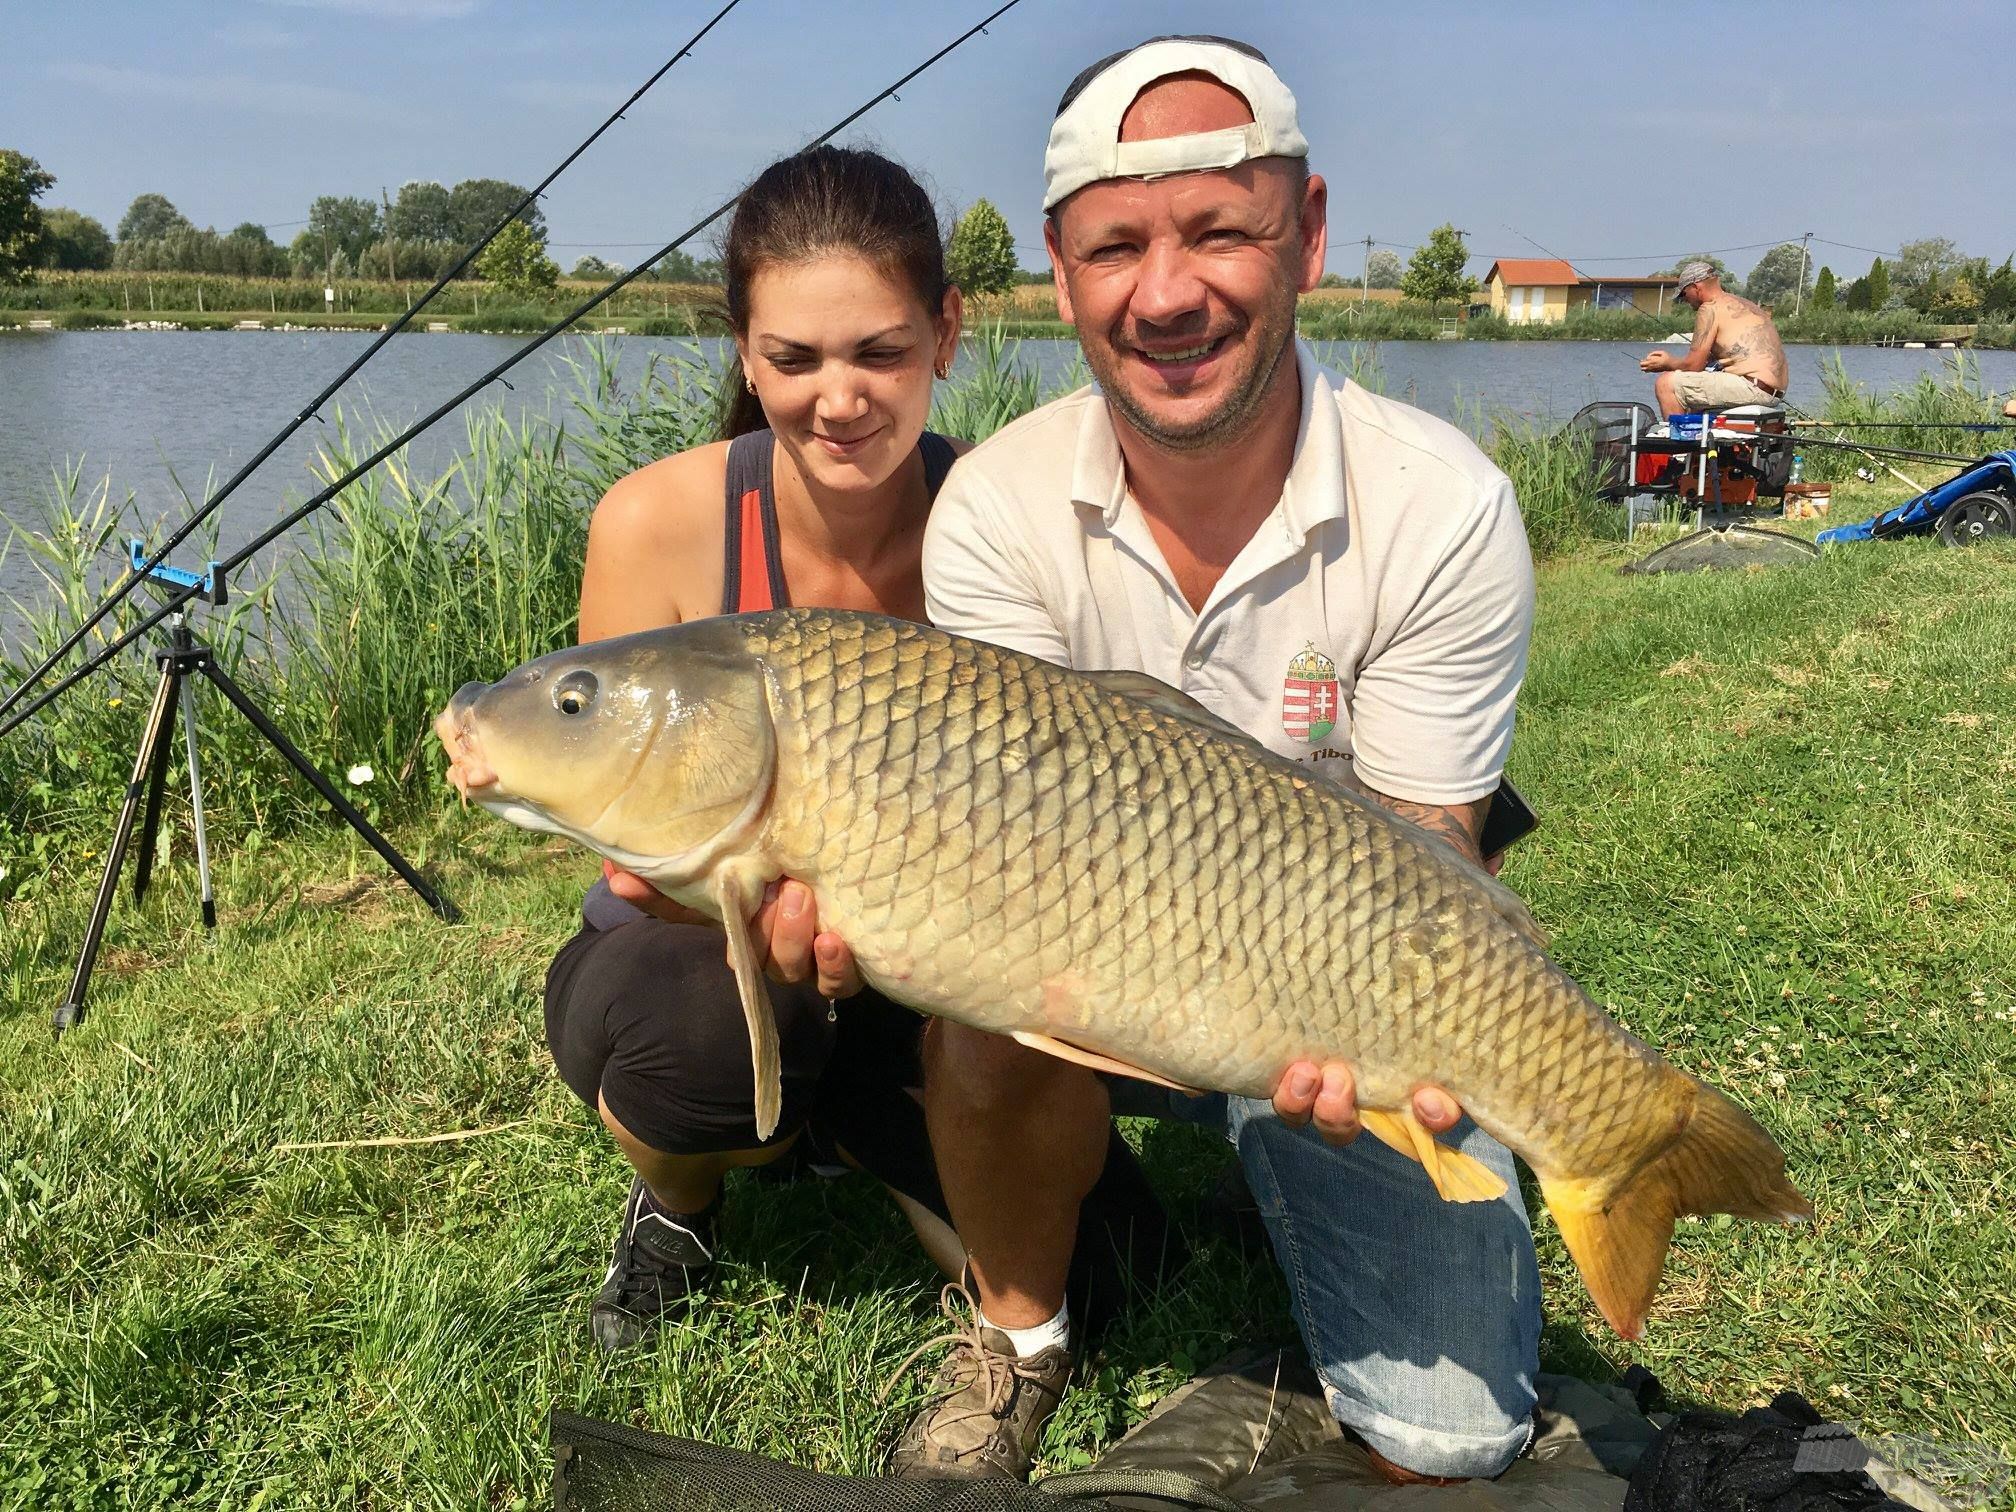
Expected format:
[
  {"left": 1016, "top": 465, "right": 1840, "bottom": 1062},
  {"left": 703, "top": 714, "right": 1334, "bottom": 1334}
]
[
  {"left": 1008, "top": 1030, "right": 1201, "bottom": 1094},
  {"left": 712, "top": 869, "right": 783, "bottom": 1142},
  {"left": 1358, "top": 1107, "right": 1508, "bottom": 1204}
]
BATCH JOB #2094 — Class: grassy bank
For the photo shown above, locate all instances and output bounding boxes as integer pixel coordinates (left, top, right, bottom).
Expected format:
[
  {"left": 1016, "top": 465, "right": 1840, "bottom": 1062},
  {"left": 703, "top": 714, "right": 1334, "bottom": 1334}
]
[
  {"left": 4, "top": 340, "right": 2014, "bottom": 1507},
  {"left": 13, "top": 272, "right": 2013, "bottom": 346}
]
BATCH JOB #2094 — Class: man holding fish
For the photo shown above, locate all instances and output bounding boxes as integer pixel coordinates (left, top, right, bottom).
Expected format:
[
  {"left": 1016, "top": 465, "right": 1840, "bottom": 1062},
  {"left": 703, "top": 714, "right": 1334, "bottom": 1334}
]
[
  {"left": 440, "top": 33, "right": 1805, "bottom": 1493},
  {"left": 769, "top": 37, "right": 1543, "bottom": 1486}
]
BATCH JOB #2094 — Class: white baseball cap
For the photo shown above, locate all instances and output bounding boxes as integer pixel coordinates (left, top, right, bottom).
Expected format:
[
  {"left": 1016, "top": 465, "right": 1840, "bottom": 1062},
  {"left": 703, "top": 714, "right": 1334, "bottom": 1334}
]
[{"left": 1042, "top": 35, "right": 1308, "bottom": 213}]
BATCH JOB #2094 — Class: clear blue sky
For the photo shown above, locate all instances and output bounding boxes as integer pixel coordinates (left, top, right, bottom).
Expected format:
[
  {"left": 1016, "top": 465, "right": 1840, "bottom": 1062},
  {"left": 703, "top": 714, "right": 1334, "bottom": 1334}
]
[{"left": 7, "top": 0, "right": 2010, "bottom": 283}]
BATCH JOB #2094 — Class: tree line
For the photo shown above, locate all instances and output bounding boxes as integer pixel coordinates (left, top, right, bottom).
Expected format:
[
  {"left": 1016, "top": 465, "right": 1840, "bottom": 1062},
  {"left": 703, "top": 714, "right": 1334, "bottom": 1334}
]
[
  {"left": 1311, "top": 231, "right": 2015, "bottom": 323},
  {"left": 0, "top": 151, "right": 726, "bottom": 294}
]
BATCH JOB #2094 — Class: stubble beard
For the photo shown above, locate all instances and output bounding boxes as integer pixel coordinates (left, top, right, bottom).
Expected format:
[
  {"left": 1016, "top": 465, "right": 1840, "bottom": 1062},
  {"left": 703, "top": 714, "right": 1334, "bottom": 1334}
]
[{"left": 1086, "top": 296, "right": 1299, "bottom": 455}]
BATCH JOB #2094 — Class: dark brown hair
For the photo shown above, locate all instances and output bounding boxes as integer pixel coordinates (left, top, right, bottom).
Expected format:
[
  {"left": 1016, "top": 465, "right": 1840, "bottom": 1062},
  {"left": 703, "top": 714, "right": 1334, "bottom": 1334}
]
[{"left": 718, "top": 145, "right": 948, "bottom": 439}]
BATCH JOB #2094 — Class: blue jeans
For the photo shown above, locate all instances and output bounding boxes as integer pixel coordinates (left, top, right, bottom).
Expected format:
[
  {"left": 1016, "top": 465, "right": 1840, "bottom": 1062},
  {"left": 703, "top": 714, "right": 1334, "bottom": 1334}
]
[{"left": 1156, "top": 1090, "right": 1542, "bottom": 1479}]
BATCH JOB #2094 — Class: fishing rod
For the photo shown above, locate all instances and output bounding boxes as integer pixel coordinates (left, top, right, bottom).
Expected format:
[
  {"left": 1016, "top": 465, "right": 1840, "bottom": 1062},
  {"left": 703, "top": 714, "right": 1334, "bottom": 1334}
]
[
  {"left": 1786, "top": 419, "right": 2016, "bottom": 432},
  {"left": 0, "top": 0, "right": 1025, "bottom": 745},
  {"left": 0, "top": 0, "right": 746, "bottom": 728}
]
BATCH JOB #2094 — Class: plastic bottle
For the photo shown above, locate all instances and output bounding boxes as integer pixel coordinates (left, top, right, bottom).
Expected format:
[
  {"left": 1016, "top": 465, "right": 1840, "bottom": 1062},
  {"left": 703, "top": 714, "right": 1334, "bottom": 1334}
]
[{"left": 1789, "top": 452, "right": 1806, "bottom": 485}]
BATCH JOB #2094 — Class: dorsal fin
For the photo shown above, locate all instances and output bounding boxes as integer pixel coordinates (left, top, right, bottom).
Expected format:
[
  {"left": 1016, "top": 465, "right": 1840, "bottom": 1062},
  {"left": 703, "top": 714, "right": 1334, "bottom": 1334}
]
[{"left": 1083, "top": 669, "right": 1255, "bottom": 746}]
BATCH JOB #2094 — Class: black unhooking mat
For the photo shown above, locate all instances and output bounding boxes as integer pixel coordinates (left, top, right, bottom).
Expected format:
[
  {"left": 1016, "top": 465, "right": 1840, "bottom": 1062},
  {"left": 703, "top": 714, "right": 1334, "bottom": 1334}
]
[{"left": 549, "top": 1350, "right": 1941, "bottom": 1512}]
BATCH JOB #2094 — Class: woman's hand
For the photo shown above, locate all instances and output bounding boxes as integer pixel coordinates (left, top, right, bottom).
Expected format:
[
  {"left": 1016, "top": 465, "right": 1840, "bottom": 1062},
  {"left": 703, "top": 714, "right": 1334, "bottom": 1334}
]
[{"left": 1270, "top": 1060, "right": 1464, "bottom": 1146}]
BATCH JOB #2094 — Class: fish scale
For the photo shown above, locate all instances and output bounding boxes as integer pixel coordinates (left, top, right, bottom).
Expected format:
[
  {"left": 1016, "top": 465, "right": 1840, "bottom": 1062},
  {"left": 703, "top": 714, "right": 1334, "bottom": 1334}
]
[{"left": 445, "top": 606, "right": 1811, "bottom": 1337}]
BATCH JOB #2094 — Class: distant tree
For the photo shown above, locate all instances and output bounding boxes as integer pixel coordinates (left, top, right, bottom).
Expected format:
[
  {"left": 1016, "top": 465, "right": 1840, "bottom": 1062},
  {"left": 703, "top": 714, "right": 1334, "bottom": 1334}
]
[
  {"left": 229, "top": 221, "right": 274, "bottom": 245},
  {"left": 113, "top": 224, "right": 288, "bottom": 275},
  {"left": 36, "top": 207, "right": 113, "bottom": 270},
  {"left": 570, "top": 254, "right": 623, "bottom": 280},
  {"left": 946, "top": 199, "right": 1019, "bottom": 297},
  {"left": 1922, "top": 270, "right": 1981, "bottom": 319},
  {"left": 1866, "top": 256, "right": 1891, "bottom": 310},
  {"left": 288, "top": 225, "right": 353, "bottom": 278},
  {"left": 1810, "top": 265, "right": 1836, "bottom": 312},
  {"left": 306, "top": 195, "right": 380, "bottom": 267},
  {"left": 1317, "top": 272, "right": 1348, "bottom": 288},
  {"left": 1400, "top": 224, "right": 1476, "bottom": 310},
  {"left": 1363, "top": 248, "right": 1403, "bottom": 289},
  {"left": 447, "top": 178, "right": 544, "bottom": 245},
  {"left": 645, "top": 248, "right": 717, "bottom": 284},
  {"left": 355, "top": 237, "right": 459, "bottom": 280},
  {"left": 1842, "top": 276, "right": 1871, "bottom": 312},
  {"left": 1743, "top": 242, "right": 1811, "bottom": 310},
  {"left": 1984, "top": 257, "right": 2016, "bottom": 320},
  {"left": 387, "top": 179, "right": 456, "bottom": 243},
  {"left": 1, "top": 151, "right": 56, "bottom": 284},
  {"left": 475, "top": 218, "right": 557, "bottom": 296},
  {"left": 117, "top": 192, "right": 190, "bottom": 245},
  {"left": 1892, "top": 237, "right": 1961, "bottom": 309}
]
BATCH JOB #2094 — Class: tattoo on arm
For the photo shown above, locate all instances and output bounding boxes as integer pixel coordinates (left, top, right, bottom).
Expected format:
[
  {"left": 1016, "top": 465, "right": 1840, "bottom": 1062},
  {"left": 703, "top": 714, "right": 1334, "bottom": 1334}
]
[{"left": 1363, "top": 787, "right": 1489, "bottom": 868}]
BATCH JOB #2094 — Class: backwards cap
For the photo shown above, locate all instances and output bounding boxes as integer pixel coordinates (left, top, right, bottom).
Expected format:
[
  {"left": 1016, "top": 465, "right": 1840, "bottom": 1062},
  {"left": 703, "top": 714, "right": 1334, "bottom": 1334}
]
[{"left": 1043, "top": 35, "right": 1308, "bottom": 213}]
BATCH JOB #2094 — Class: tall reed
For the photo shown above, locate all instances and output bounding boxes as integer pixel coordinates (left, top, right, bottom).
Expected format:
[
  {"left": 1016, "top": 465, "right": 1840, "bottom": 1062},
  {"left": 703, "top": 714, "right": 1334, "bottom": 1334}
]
[{"left": 1801, "top": 352, "right": 2009, "bottom": 482}]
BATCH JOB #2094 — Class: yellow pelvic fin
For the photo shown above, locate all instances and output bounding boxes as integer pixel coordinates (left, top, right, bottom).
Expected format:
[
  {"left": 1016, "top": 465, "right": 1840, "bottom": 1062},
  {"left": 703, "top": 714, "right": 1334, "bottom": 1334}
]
[
  {"left": 713, "top": 868, "right": 783, "bottom": 1142},
  {"left": 1541, "top": 1081, "right": 1812, "bottom": 1342},
  {"left": 1008, "top": 1030, "right": 1200, "bottom": 1094},
  {"left": 1357, "top": 1107, "right": 1508, "bottom": 1204}
]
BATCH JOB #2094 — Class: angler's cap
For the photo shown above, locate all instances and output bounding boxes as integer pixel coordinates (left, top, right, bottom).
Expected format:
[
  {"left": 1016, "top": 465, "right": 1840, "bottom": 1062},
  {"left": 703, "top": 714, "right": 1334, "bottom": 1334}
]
[
  {"left": 1043, "top": 35, "right": 1308, "bottom": 213},
  {"left": 1674, "top": 259, "right": 1718, "bottom": 291}
]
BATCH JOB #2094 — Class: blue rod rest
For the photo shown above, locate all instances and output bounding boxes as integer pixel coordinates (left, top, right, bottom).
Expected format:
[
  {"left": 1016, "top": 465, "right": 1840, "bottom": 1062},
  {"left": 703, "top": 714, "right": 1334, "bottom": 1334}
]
[{"left": 128, "top": 540, "right": 226, "bottom": 605}]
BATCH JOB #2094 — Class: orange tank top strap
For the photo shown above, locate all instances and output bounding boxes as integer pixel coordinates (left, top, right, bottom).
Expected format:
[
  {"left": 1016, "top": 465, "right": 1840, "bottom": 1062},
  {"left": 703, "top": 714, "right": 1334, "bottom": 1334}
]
[
  {"left": 721, "top": 428, "right": 786, "bottom": 614},
  {"left": 719, "top": 428, "right": 961, "bottom": 616}
]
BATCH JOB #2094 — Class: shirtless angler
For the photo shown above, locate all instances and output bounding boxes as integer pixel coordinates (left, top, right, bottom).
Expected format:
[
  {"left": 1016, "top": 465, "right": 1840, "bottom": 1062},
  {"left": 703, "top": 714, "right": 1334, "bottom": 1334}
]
[{"left": 1639, "top": 258, "right": 1790, "bottom": 412}]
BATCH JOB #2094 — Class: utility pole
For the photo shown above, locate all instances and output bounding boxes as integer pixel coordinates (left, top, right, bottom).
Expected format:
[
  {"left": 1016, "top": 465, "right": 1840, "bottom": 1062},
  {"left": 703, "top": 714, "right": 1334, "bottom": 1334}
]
[
  {"left": 381, "top": 186, "right": 397, "bottom": 284},
  {"left": 1361, "top": 233, "right": 1373, "bottom": 310},
  {"left": 1793, "top": 230, "right": 1813, "bottom": 316}
]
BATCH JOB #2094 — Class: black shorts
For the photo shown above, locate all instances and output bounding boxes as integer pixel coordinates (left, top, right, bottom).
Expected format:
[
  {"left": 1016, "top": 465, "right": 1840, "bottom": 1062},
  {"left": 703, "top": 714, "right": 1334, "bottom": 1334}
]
[
  {"left": 545, "top": 915, "right": 929, "bottom": 1161},
  {"left": 544, "top": 914, "right": 1184, "bottom": 1332}
]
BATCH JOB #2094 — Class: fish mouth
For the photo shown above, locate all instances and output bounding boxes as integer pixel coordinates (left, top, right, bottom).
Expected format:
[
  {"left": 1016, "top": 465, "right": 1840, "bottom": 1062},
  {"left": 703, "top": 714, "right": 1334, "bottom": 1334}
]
[{"left": 435, "top": 688, "right": 499, "bottom": 801}]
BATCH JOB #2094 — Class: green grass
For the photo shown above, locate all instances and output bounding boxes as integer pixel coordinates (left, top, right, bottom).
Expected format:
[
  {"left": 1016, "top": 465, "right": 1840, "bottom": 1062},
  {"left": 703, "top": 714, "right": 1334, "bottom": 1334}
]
[{"left": 4, "top": 349, "right": 2015, "bottom": 1505}]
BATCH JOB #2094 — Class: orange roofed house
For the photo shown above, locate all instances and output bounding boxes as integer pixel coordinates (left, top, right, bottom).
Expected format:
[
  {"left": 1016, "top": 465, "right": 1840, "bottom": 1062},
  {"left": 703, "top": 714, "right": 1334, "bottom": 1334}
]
[{"left": 1480, "top": 258, "right": 1684, "bottom": 324}]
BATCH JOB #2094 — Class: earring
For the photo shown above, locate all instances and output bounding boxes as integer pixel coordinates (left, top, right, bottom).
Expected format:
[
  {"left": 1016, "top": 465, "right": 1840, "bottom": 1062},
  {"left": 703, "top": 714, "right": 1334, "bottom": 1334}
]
[
  {"left": 933, "top": 360, "right": 950, "bottom": 380},
  {"left": 744, "top": 376, "right": 756, "bottom": 394}
]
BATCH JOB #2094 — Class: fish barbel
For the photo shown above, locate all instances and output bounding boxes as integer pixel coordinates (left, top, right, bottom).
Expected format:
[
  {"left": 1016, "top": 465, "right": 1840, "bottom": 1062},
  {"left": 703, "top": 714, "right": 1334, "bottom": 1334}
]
[{"left": 438, "top": 608, "right": 1809, "bottom": 1338}]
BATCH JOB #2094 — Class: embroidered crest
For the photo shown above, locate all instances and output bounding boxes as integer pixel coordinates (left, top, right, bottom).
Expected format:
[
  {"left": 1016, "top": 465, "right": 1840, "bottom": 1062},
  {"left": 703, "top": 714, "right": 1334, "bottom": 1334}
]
[{"left": 1281, "top": 643, "right": 1340, "bottom": 744}]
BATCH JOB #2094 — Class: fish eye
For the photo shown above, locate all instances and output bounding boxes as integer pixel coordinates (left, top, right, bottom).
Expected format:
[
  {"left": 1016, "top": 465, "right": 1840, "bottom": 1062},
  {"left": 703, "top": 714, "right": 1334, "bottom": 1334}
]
[{"left": 553, "top": 669, "right": 598, "bottom": 717}]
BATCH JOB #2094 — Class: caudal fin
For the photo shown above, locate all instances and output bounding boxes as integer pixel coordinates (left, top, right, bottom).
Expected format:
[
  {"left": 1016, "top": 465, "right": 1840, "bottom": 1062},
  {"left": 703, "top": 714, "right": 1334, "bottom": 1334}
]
[{"left": 1541, "top": 1084, "right": 1810, "bottom": 1340}]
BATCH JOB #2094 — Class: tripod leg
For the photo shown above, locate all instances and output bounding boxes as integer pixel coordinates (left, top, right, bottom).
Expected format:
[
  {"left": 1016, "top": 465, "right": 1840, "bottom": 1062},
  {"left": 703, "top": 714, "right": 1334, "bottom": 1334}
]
[
  {"left": 179, "top": 672, "right": 217, "bottom": 929},
  {"left": 56, "top": 659, "right": 181, "bottom": 1034},
  {"left": 197, "top": 659, "right": 460, "bottom": 923},
  {"left": 132, "top": 665, "right": 181, "bottom": 908}
]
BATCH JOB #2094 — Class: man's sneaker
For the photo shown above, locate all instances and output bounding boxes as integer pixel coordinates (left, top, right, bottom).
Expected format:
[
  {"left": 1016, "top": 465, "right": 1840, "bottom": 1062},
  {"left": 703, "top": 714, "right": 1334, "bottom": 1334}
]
[
  {"left": 885, "top": 1279, "right": 1072, "bottom": 1481},
  {"left": 588, "top": 1176, "right": 718, "bottom": 1354}
]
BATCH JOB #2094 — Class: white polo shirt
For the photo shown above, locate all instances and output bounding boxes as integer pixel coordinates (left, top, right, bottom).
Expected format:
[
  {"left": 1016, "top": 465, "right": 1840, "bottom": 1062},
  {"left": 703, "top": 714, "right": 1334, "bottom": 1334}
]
[{"left": 922, "top": 343, "right": 1534, "bottom": 807}]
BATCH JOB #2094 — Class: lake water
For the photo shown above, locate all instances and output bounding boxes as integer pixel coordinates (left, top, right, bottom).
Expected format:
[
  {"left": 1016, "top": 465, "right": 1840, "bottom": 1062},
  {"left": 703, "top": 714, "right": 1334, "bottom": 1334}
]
[{"left": 3, "top": 328, "right": 2012, "bottom": 652}]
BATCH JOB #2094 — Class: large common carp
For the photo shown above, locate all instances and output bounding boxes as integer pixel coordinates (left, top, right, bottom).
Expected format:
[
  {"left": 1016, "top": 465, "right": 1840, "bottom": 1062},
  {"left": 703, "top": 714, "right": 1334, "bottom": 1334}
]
[{"left": 438, "top": 608, "right": 1809, "bottom": 1338}]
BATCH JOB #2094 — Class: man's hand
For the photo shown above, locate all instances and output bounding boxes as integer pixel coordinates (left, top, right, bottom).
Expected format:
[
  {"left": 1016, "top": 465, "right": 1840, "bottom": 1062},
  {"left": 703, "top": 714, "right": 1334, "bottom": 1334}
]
[
  {"left": 1272, "top": 1060, "right": 1463, "bottom": 1146},
  {"left": 602, "top": 860, "right": 713, "bottom": 928},
  {"left": 1639, "top": 350, "right": 1676, "bottom": 373},
  {"left": 750, "top": 880, "right": 863, "bottom": 999},
  {"left": 608, "top": 863, "right": 863, "bottom": 996}
]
